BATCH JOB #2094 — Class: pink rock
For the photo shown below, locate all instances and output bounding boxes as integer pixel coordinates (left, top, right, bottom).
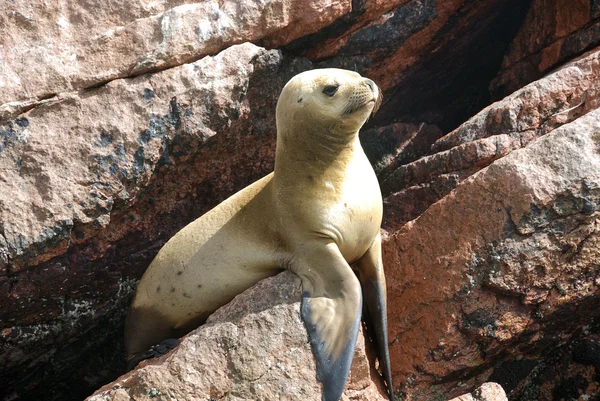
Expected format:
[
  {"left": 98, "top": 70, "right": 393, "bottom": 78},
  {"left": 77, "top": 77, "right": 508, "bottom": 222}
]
[
  {"left": 380, "top": 48, "right": 600, "bottom": 230},
  {"left": 86, "top": 272, "right": 389, "bottom": 401},
  {"left": 383, "top": 106, "right": 600, "bottom": 399},
  {"left": 449, "top": 383, "right": 508, "bottom": 401},
  {"left": 0, "top": 0, "right": 350, "bottom": 114}
]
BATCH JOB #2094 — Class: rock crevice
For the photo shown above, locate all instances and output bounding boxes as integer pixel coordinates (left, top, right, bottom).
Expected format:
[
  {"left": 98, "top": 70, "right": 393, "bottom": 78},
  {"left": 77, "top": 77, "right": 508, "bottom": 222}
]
[{"left": 2, "top": 1, "right": 600, "bottom": 400}]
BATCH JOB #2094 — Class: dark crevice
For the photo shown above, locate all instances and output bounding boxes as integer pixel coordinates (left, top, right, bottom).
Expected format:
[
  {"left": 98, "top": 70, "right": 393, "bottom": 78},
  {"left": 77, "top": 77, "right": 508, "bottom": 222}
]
[
  {"left": 281, "top": 0, "right": 369, "bottom": 56},
  {"left": 369, "top": 0, "right": 533, "bottom": 134}
]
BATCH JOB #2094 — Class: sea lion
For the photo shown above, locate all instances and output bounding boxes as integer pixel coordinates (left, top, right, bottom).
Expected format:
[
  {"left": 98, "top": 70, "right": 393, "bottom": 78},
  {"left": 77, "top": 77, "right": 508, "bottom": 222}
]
[{"left": 125, "top": 68, "right": 394, "bottom": 401}]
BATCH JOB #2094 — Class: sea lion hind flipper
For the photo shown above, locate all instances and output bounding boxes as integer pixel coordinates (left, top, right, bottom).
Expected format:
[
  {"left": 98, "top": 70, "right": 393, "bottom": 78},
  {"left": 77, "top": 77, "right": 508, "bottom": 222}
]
[
  {"left": 296, "top": 244, "right": 363, "bottom": 401},
  {"left": 356, "top": 233, "right": 394, "bottom": 400},
  {"left": 126, "top": 338, "right": 181, "bottom": 371}
]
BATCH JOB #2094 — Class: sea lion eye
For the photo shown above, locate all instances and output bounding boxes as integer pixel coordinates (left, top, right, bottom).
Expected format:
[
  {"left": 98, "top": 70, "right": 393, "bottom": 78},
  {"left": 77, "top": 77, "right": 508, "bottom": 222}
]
[{"left": 322, "top": 84, "right": 339, "bottom": 97}]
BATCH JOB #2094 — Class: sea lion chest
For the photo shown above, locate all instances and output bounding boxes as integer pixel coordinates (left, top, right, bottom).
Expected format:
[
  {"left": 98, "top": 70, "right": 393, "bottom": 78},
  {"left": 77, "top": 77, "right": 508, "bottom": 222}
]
[{"left": 279, "top": 152, "right": 382, "bottom": 262}]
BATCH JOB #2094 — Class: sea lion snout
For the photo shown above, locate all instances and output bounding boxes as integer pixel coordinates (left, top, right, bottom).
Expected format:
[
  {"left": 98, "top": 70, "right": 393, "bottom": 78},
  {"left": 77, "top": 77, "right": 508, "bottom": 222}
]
[
  {"left": 363, "top": 78, "right": 382, "bottom": 115},
  {"left": 343, "top": 78, "right": 381, "bottom": 117}
]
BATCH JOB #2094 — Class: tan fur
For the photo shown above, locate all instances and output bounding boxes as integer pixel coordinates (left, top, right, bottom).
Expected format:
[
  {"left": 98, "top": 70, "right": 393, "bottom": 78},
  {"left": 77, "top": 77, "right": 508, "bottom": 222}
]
[{"left": 125, "top": 69, "right": 389, "bottom": 398}]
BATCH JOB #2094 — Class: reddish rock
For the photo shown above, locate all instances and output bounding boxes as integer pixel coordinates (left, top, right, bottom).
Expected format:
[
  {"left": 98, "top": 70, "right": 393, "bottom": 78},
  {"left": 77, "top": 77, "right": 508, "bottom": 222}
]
[
  {"left": 380, "top": 47, "right": 600, "bottom": 229},
  {"left": 449, "top": 383, "right": 507, "bottom": 401},
  {"left": 85, "top": 275, "right": 510, "bottom": 401},
  {"left": 383, "top": 109, "right": 600, "bottom": 399},
  {"left": 4, "top": 1, "right": 600, "bottom": 400},
  {"left": 491, "top": 0, "right": 600, "bottom": 99},
  {"left": 0, "top": 0, "right": 349, "bottom": 117},
  {"left": 86, "top": 272, "right": 390, "bottom": 401},
  {"left": 0, "top": 42, "right": 310, "bottom": 401}
]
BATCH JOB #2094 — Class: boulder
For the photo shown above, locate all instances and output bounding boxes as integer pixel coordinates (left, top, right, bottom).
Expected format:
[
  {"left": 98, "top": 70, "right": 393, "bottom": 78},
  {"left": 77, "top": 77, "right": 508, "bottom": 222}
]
[
  {"left": 86, "top": 272, "right": 390, "bottom": 401},
  {"left": 0, "top": 42, "right": 310, "bottom": 401},
  {"left": 0, "top": 0, "right": 349, "bottom": 116},
  {"left": 85, "top": 276, "right": 510, "bottom": 401},
  {"left": 383, "top": 108, "right": 600, "bottom": 399}
]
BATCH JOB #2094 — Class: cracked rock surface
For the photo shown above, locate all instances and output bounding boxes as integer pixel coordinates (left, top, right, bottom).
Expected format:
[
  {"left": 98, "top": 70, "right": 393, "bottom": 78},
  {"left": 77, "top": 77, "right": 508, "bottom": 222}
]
[
  {"left": 383, "top": 101, "right": 600, "bottom": 400},
  {"left": 86, "top": 272, "right": 390, "bottom": 401},
  {"left": 0, "top": 0, "right": 349, "bottom": 114},
  {"left": 2, "top": 0, "right": 600, "bottom": 400}
]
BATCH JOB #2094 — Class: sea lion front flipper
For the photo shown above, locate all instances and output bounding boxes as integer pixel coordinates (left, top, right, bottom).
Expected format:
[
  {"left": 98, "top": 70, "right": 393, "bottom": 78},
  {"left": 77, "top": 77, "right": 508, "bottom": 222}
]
[
  {"left": 355, "top": 233, "right": 394, "bottom": 400},
  {"left": 295, "top": 243, "right": 363, "bottom": 401},
  {"left": 126, "top": 338, "right": 181, "bottom": 371}
]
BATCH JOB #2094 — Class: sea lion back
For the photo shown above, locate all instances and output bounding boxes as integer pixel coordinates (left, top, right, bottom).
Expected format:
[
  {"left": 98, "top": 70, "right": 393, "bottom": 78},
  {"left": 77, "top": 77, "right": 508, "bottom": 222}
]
[{"left": 125, "top": 173, "right": 281, "bottom": 359}]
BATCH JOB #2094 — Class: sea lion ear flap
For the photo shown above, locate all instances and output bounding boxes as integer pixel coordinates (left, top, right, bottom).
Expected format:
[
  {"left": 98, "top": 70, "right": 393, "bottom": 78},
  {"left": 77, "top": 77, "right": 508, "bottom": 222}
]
[{"left": 295, "top": 244, "right": 363, "bottom": 401}]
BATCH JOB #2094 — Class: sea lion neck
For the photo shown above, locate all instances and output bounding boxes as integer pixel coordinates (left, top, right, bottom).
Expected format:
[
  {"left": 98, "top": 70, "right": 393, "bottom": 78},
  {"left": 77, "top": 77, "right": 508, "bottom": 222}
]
[{"left": 273, "top": 124, "right": 360, "bottom": 181}]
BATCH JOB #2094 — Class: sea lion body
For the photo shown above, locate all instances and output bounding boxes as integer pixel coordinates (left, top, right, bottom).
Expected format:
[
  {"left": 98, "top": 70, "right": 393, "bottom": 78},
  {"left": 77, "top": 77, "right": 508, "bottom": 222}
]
[
  {"left": 125, "top": 174, "right": 279, "bottom": 349},
  {"left": 126, "top": 69, "right": 394, "bottom": 401}
]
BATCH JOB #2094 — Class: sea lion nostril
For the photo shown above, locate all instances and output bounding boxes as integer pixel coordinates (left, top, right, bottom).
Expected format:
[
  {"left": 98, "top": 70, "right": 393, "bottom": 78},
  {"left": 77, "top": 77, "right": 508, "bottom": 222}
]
[{"left": 364, "top": 79, "right": 375, "bottom": 92}]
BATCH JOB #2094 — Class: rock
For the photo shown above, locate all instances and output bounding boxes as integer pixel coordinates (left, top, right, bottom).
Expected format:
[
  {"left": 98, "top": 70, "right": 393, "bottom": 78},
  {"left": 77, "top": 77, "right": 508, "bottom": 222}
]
[
  {"left": 0, "top": 42, "right": 311, "bottom": 401},
  {"left": 380, "top": 47, "right": 600, "bottom": 229},
  {"left": 448, "top": 383, "right": 508, "bottom": 401},
  {"left": 4, "top": 0, "right": 600, "bottom": 400},
  {"left": 504, "top": 334, "right": 600, "bottom": 400},
  {"left": 491, "top": 0, "right": 600, "bottom": 99},
  {"left": 1, "top": 0, "right": 535, "bottom": 132},
  {"left": 0, "top": 0, "right": 349, "bottom": 116},
  {"left": 85, "top": 272, "right": 389, "bottom": 401},
  {"left": 383, "top": 108, "right": 600, "bottom": 399},
  {"left": 0, "top": 42, "right": 273, "bottom": 273}
]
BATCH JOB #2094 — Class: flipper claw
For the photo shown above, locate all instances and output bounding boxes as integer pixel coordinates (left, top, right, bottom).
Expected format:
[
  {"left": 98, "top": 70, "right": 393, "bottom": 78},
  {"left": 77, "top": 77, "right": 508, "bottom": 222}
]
[{"left": 127, "top": 338, "right": 181, "bottom": 371}]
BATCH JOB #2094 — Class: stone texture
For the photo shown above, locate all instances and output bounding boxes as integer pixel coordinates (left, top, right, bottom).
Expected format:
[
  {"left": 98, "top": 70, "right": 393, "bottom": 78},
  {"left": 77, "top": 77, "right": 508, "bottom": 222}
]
[
  {"left": 491, "top": 0, "right": 600, "bottom": 99},
  {"left": 448, "top": 383, "right": 507, "bottom": 401},
  {"left": 86, "top": 272, "right": 389, "bottom": 401},
  {"left": 506, "top": 335, "right": 600, "bottom": 400},
  {"left": 380, "top": 47, "right": 600, "bottom": 230},
  {"left": 1, "top": 0, "right": 533, "bottom": 132},
  {"left": 383, "top": 108, "right": 600, "bottom": 399},
  {"left": 4, "top": 1, "right": 600, "bottom": 400},
  {"left": 0, "top": 42, "right": 311, "bottom": 401},
  {"left": 0, "top": 0, "right": 349, "bottom": 117},
  {"left": 1, "top": 42, "right": 271, "bottom": 273}
]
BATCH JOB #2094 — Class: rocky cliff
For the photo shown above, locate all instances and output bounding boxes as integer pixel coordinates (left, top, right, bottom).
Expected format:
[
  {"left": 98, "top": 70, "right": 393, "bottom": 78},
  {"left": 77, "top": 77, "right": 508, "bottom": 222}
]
[{"left": 2, "top": 1, "right": 600, "bottom": 400}]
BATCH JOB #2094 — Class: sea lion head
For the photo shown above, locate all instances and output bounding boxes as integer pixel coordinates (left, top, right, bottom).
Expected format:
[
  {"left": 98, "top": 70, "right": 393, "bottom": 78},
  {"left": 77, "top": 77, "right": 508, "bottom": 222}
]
[{"left": 276, "top": 69, "right": 381, "bottom": 136}]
